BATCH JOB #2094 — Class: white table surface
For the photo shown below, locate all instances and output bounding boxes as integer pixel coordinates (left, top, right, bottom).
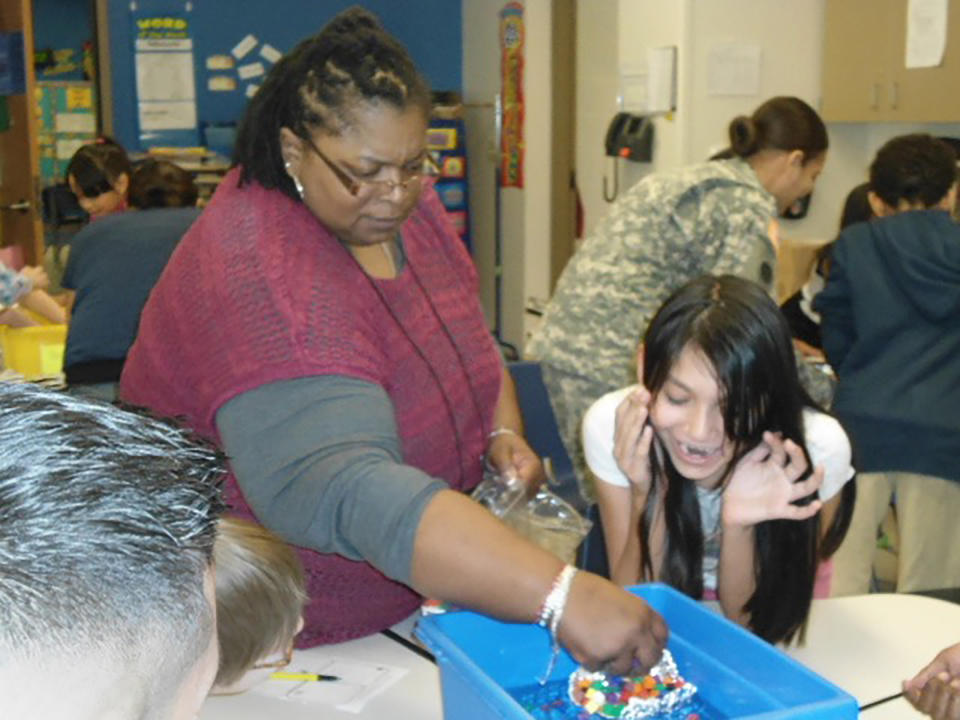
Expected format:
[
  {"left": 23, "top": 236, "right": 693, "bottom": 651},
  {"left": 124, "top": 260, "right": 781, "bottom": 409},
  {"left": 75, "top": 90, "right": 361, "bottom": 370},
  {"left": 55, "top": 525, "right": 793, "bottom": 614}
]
[
  {"left": 198, "top": 593, "right": 959, "bottom": 719},
  {"left": 197, "top": 629, "right": 443, "bottom": 720},
  {"left": 784, "top": 593, "right": 960, "bottom": 719}
]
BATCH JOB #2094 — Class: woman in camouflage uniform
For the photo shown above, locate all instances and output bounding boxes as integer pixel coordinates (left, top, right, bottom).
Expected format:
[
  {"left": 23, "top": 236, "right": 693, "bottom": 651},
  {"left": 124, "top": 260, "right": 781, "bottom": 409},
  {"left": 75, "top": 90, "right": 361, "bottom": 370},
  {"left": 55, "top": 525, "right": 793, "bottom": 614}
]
[{"left": 527, "top": 97, "right": 828, "bottom": 503}]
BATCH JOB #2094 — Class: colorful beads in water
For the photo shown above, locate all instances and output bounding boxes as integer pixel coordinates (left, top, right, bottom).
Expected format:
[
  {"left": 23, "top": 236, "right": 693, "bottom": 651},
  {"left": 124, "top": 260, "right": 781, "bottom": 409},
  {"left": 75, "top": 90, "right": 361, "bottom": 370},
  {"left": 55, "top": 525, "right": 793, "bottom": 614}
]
[{"left": 567, "top": 649, "right": 697, "bottom": 719}]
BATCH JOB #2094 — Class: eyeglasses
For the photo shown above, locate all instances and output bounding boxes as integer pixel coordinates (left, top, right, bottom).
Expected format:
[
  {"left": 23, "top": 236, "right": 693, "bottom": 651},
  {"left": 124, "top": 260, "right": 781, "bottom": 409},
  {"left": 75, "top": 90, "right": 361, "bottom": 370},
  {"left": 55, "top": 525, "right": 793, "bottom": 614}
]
[
  {"left": 299, "top": 133, "right": 432, "bottom": 198},
  {"left": 250, "top": 637, "right": 295, "bottom": 671}
]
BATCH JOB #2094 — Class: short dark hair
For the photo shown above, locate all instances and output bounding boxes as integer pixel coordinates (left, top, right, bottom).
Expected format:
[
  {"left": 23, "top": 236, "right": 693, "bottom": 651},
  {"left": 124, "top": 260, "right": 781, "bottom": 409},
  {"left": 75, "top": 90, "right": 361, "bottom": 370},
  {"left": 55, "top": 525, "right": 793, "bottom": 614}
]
[
  {"left": 0, "top": 383, "right": 225, "bottom": 705},
  {"left": 233, "top": 6, "right": 432, "bottom": 200},
  {"left": 66, "top": 136, "right": 132, "bottom": 198},
  {"left": 725, "top": 96, "right": 828, "bottom": 164},
  {"left": 869, "top": 133, "right": 957, "bottom": 208},
  {"left": 129, "top": 159, "right": 199, "bottom": 209}
]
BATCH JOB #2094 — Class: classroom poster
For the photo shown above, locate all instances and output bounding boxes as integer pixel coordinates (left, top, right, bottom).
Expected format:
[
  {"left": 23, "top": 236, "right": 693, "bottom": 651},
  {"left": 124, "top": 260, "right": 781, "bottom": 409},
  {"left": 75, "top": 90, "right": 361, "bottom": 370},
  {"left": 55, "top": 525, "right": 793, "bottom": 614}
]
[
  {"left": 499, "top": 2, "right": 524, "bottom": 188},
  {"left": 132, "top": 9, "right": 199, "bottom": 147}
]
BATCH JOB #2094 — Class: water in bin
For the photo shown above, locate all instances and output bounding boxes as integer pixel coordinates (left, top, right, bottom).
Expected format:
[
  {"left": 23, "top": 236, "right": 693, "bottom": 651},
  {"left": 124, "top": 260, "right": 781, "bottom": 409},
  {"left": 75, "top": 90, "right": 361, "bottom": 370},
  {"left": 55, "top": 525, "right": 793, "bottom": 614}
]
[{"left": 472, "top": 461, "right": 591, "bottom": 564}]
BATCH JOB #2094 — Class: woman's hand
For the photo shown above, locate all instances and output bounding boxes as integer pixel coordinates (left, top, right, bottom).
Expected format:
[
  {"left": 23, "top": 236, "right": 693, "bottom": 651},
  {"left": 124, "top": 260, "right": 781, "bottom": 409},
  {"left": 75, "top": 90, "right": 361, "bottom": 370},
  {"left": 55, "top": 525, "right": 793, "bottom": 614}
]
[
  {"left": 722, "top": 431, "right": 823, "bottom": 527},
  {"left": 905, "top": 643, "right": 960, "bottom": 720},
  {"left": 612, "top": 386, "right": 655, "bottom": 496},
  {"left": 486, "top": 430, "right": 545, "bottom": 496},
  {"left": 558, "top": 571, "right": 668, "bottom": 675}
]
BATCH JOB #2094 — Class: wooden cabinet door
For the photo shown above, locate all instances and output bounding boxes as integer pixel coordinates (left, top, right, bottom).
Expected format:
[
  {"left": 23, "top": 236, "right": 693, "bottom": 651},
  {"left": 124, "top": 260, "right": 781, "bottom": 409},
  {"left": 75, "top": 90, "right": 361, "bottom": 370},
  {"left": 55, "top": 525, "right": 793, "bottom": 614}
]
[
  {"left": 0, "top": 0, "right": 43, "bottom": 265},
  {"left": 888, "top": 0, "right": 960, "bottom": 122},
  {"left": 821, "top": 0, "right": 895, "bottom": 122}
]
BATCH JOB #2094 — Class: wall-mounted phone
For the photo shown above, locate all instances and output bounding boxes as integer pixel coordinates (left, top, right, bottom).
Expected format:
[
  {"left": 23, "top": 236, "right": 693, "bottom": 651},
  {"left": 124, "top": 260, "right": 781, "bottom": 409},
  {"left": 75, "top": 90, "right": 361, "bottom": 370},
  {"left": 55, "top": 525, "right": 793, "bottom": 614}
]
[
  {"left": 603, "top": 113, "right": 654, "bottom": 202},
  {"left": 605, "top": 113, "right": 654, "bottom": 161}
]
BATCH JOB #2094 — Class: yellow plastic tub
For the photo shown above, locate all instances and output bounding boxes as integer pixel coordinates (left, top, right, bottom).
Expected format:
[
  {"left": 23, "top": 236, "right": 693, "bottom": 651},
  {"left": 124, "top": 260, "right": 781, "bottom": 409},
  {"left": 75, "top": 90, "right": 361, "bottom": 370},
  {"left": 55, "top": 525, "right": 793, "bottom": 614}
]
[{"left": 0, "top": 322, "right": 67, "bottom": 380}]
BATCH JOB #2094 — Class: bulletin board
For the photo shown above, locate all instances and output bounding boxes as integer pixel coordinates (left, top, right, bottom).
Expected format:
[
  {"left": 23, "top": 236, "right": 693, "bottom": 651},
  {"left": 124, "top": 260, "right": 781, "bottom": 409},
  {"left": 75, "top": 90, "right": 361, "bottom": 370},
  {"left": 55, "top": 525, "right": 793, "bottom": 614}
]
[{"left": 107, "top": 1, "right": 462, "bottom": 152}]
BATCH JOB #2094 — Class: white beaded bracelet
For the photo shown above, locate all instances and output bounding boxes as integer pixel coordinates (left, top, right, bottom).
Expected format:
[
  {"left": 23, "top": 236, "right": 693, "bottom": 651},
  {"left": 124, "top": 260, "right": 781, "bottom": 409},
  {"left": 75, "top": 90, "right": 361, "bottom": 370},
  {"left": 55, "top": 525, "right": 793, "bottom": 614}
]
[
  {"left": 488, "top": 426, "right": 520, "bottom": 441},
  {"left": 537, "top": 564, "right": 578, "bottom": 684},
  {"left": 483, "top": 427, "right": 521, "bottom": 473}
]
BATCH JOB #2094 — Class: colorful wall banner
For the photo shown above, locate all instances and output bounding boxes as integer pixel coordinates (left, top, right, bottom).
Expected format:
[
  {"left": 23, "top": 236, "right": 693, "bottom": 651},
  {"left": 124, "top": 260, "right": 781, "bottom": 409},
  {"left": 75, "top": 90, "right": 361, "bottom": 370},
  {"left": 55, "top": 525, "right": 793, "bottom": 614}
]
[{"left": 499, "top": 2, "right": 524, "bottom": 188}]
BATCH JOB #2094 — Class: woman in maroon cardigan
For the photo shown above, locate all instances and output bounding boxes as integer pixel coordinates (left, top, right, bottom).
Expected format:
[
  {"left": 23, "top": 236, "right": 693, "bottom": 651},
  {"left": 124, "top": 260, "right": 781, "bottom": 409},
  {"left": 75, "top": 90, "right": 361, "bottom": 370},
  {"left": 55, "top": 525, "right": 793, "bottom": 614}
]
[{"left": 120, "top": 7, "right": 665, "bottom": 671}]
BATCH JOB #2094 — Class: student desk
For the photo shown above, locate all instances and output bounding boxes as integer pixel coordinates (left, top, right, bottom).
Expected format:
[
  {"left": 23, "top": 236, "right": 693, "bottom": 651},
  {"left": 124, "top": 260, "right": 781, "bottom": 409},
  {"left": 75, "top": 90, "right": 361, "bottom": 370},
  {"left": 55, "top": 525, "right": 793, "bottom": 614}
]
[
  {"left": 197, "top": 629, "right": 443, "bottom": 720},
  {"left": 784, "top": 593, "right": 960, "bottom": 719},
  {"left": 198, "top": 593, "right": 959, "bottom": 719}
]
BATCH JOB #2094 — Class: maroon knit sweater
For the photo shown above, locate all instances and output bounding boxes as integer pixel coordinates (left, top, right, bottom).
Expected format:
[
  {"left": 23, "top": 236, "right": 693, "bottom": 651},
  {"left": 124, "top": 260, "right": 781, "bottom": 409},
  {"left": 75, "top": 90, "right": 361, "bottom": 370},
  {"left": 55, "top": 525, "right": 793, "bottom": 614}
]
[{"left": 120, "top": 169, "right": 501, "bottom": 644}]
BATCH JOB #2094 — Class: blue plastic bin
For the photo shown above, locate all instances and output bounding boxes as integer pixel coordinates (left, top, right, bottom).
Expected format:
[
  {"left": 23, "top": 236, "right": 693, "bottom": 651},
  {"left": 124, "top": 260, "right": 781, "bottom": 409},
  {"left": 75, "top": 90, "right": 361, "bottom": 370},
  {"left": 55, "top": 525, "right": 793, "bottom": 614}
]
[{"left": 416, "top": 583, "right": 857, "bottom": 720}]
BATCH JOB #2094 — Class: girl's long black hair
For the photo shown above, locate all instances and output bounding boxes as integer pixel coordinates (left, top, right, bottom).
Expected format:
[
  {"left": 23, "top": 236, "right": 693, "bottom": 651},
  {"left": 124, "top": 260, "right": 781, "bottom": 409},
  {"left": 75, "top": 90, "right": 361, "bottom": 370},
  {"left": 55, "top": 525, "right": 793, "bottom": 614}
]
[{"left": 637, "top": 275, "right": 853, "bottom": 644}]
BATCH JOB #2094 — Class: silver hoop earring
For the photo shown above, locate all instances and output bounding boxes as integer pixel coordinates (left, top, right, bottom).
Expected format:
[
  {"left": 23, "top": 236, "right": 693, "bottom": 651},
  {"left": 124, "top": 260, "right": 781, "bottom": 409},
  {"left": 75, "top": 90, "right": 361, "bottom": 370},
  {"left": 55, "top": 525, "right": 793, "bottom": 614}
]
[{"left": 284, "top": 161, "right": 305, "bottom": 200}]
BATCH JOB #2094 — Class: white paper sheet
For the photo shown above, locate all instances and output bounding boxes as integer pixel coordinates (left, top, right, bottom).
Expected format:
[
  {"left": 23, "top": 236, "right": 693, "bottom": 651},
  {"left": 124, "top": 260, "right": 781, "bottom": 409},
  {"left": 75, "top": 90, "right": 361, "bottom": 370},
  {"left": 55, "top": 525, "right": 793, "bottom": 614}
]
[
  {"left": 252, "top": 656, "right": 408, "bottom": 714},
  {"left": 619, "top": 70, "right": 647, "bottom": 113},
  {"left": 260, "top": 43, "right": 282, "bottom": 63},
  {"left": 237, "top": 62, "right": 264, "bottom": 80},
  {"left": 135, "top": 43, "right": 196, "bottom": 102},
  {"left": 54, "top": 112, "right": 95, "bottom": 134},
  {"left": 138, "top": 101, "right": 197, "bottom": 131},
  {"left": 647, "top": 46, "right": 676, "bottom": 113},
  {"left": 707, "top": 44, "right": 762, "bottom": 96},
  {"left": 206, "top": 54, "right": 234, "bottom": 70},
  {"left": 231, "top": 34, "right": 258, "bottom": 60},
  {"left": 906, "top": 0, "right": 948, "bottom": 68},
  {"left": 135, "top": 37, "right": 198, "bottom": 131}
]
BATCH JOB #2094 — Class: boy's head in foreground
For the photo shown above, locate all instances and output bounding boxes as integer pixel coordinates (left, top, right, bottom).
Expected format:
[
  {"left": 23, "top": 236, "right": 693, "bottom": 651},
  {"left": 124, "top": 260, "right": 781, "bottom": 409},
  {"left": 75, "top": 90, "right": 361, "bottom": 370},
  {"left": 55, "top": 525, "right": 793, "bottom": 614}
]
[{"left": 0, "top": 384, "right": 225, "bottom": 720}]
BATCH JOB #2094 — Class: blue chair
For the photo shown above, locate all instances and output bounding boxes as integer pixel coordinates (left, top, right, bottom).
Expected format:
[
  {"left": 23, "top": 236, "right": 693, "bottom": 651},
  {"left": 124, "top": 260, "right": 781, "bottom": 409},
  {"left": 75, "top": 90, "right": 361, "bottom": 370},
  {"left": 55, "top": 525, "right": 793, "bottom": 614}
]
[{"left": 507, "top": 361, "right": 609, "bottom": 576}]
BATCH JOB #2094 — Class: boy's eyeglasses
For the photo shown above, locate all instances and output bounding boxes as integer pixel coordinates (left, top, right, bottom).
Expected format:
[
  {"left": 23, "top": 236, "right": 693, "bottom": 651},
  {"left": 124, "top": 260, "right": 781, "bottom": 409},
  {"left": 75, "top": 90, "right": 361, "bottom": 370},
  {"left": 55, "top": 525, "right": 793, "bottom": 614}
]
[
  {"left": 250, "top": 638, "right": 295, "bottom": 670},
  {"left": 299, "top": 133, "right": 435, "bottom": 198}
]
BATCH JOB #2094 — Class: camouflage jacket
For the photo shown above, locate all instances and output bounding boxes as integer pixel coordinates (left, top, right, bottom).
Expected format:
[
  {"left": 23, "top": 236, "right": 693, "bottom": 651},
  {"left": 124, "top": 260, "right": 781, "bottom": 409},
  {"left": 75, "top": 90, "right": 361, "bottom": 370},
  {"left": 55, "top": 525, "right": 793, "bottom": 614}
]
[{"left": 527, "top": 158, "right": 777, "bottom": 390}]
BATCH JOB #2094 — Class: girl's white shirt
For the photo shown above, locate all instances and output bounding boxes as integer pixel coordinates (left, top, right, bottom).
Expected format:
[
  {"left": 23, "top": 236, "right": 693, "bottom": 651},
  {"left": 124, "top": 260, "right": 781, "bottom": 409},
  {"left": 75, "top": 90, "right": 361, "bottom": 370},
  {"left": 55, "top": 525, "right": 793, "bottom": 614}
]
[
  {"left": 583, "top": 385, "right": 855, "bottom": 591},
  {"left": 583, "top": 384, "right": 854, "bottom": 498}
]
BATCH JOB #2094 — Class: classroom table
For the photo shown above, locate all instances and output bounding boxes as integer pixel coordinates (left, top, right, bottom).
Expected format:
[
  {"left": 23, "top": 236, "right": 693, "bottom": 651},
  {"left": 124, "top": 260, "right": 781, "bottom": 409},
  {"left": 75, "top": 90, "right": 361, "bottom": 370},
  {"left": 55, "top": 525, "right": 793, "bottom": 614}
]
[
  {"left": 197, "top": 592, "right": 960, "bottom": 719},
  {"left": 784, "top": 592, "right": 960, "bottom": 719},
  {"left": 197, "top": 629, "right": 443, "bottom": 720}
]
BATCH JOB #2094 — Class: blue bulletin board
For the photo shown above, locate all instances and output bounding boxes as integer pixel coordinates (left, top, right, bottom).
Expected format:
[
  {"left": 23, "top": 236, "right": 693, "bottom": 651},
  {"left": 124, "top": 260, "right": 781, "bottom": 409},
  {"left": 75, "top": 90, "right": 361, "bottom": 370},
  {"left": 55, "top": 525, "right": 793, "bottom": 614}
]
[{"left": 107, "top": 0, "right": 463, "bottom": 152}]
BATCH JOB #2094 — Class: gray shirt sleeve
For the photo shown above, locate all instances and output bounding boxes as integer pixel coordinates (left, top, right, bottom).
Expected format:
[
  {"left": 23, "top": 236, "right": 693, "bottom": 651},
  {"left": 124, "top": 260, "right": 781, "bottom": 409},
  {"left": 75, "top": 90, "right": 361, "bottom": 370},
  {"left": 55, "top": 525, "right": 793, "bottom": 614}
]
[{"left": 215, "top": 375, "right": 447, "bottom": 583}]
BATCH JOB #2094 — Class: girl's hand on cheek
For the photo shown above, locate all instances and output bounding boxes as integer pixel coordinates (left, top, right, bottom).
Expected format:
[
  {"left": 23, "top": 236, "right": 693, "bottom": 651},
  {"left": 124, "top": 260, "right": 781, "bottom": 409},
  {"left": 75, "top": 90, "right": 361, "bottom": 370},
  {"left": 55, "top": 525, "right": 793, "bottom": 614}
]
[
  {"left": 613, "top": 387, "right": 654, "bottom": 496},
  {"left": 722, "top": 431, "right": 823, "bottom": 527}
]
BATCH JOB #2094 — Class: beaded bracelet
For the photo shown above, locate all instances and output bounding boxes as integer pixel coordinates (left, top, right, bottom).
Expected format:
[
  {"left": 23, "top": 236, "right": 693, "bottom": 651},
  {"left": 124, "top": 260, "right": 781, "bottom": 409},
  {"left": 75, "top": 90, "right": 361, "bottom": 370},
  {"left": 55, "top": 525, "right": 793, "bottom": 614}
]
[
  {"left": 483, "top": 427, "right": 521, "bottom": 473},
  {"left": 488, "top": 426, "right": 520, "bottom": 441},
  {"left": 537, "top": 564, "right": 578, "bottom": 684}
]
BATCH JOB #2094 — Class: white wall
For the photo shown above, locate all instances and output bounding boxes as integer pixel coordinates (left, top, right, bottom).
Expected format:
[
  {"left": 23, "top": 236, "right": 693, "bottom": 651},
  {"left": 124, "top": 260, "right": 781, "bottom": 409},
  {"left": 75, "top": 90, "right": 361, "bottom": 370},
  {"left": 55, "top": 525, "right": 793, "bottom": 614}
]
[
  {"left": 575, "top": 0, "right": 620, "bottom": 238},
  {"left": 519, "top": 0, "right": 554, "bottom": 346},
  {"left": 577, "top": 0, "right": 960, "bottom": 247},
  {"left": 616, "top": 0, "right": 690, "bottom": 204},
  {"left": 461, "top": 0, "right": 501, "bottom": 331}
]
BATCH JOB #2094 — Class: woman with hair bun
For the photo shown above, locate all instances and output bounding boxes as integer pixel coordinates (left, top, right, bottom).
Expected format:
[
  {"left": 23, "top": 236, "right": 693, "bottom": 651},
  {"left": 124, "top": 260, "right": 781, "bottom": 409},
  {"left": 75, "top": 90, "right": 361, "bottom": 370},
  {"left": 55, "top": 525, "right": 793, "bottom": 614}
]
[{"left": 528, "top": 96, "right": 828, "bottom": 503}]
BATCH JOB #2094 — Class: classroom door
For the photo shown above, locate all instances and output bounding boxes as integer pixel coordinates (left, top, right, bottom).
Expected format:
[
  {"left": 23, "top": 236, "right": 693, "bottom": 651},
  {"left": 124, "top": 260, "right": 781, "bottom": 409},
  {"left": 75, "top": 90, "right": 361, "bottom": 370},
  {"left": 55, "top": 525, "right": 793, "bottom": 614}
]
[{"left": 0, "top": 0, "right": 43, "bottom": 266}]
